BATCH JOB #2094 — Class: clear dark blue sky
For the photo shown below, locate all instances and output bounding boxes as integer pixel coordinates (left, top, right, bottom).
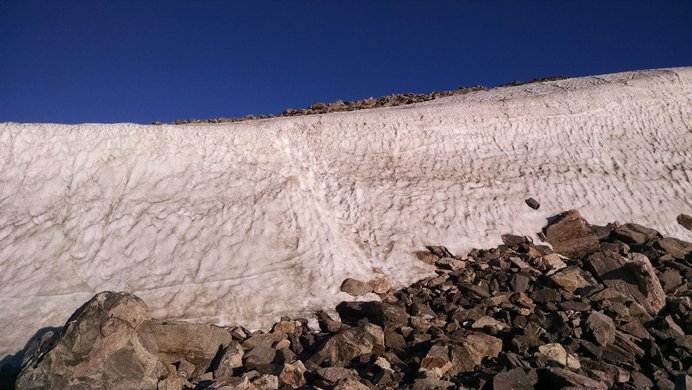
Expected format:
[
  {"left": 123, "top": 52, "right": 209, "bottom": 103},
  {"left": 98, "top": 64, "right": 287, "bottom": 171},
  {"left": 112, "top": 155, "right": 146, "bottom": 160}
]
[{"left": 1, "top": 1, "right": 691, "bottom": 124}]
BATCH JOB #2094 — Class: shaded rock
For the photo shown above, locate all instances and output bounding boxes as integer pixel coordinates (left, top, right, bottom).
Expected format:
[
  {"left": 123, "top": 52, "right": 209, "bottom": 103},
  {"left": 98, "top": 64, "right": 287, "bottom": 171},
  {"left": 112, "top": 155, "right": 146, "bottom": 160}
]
[
  {"left": 492, "top": 367, "right": 533, "bottom": 390},
  {"left": 537, "top": 367, "right": 608, "bottom": 390},
  {"left": 316, "top": 310, "right": 349, "bottom": 334},
  {"left": 549, "top": 266, "right": 595, "bottom": 293},
  {"left": 678, "top": 214, "right": 692, "bottom": 231},
  {"left": 510, "top": 273, "right": 531, "bottom": 293},
  {"left": 340, "top": 278, "right": 373, "bottom": 296},
  {"left": 543, "top": 209, "right": 600, "bottom": 257},
  {"left": 586, "top": 251, "right": 666, "bottom": 315},
  {"left": 16, "top": 292, "right": 167, "bottom": 390},
  {"left": 612, "top": 223, "right": 660, "bottom": 244},
  {"left": 151, "top": 320, "right": 232, "bottom": 377},
  {"left": 525, "top": 198, "right": 540, "bottom": 210},
  {"left": 243, "top": 345, "right": 277, "bottom": 371},
  {"left": 310, "top": 323, "right": 384, "bottom": 367},
  {"left": 335, "top": 301, "right": 408, "bottom": 331},
  {"left": 419, "top": 344, "right": 453, "bottom": 378},
  {"left": 413, "top": 377, "right": 455, "bottom": 389},
  {"left": 315, "top": 367, "right": 360, "bottom": 384},
  {"left": 212, "top": 341, "right": 244, "bottom": 379},
  {"left": 585, "top": 311, "right": 616, "bottom": 346},
  {"left": 655, "top": 237, "right": 692, "bottom": 260}
]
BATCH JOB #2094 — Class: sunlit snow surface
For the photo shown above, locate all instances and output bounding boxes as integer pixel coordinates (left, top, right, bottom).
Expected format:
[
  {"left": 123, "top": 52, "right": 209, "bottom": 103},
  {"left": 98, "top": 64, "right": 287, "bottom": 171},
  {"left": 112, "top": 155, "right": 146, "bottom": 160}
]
[{"left": 1, "top": 68, "right": 691, "bottom": 361}]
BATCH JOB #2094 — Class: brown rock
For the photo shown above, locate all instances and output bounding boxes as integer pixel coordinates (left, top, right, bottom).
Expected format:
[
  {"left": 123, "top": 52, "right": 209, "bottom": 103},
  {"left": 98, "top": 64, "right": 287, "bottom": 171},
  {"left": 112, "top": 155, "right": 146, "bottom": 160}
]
[
  {"left": 150, "top": 320, "right": 232, "bottom": 377},
  {"left": 586, "top": 251, "right": 666, "bottom": 315},
  {"left": 335, "top": 301, "right": 408, "bottom": 331},
  {"left": 612, "top": 223, "right": 660, "bottom": 244},
  {"left": 278, "top": 360, "right": 306, "bottom": 388},
  {"left": 447, "top": 332, "right": 503, "bottom": 374},
  {"left": 543, "top": 210, "right": 600, "bottom": 257},
  {"left": 678, "top": 214, "right": 692, "bottom": 231},
  {"left": 16, "top": 292, "right": 167, "bottom": 390},
  {"left": 368, "top": 278, "right": 391, "bottom": 294},
  {"left": 655, "top": 237, "right": 692, "bottom": 260},
  {"left": 525, "top": 198, "right": 540, "bottom": 210},
  {"left": 537, "top": 367, "right": 607, "bottom": 390},
  {"left": 309, "top": 323, "right": 384, "bottom": 367},
  {"left": 585, "top": 311, "right": 616, "bottom": 346},
  {"left": 492, "top": 368, "right": 533, "bottom": 390},
  {"left": 549, "top": 266, "right": 595, "bottom": 293},
  {"left": 340, "top": 278, "right": 372, "bottom": 296}
]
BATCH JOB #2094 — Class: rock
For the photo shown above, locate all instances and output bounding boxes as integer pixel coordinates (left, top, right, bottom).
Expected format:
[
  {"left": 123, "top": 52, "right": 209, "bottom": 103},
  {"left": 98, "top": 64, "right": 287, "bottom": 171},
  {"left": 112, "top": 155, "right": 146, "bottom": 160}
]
[
  {"left": 278, "top": 360, "right": 306, "bottom": 388},
  {"left": 413, "top": 377, "right": 455, "bottom": 389},
  {"left": 310, "top": 323, "right": 384, "bottom": 367},
  {"left": 150, "top": 320, "right": 232, "bottom": 377},
  {"left": 540, "top": 253, "right": 567, "bottom": 272},
  {"left": 316, "top": 310, "right": 349, "bottom": 334},
  {"left": 536, "top": 343, "right": 580, "bottom": 369},
  {"left": 543, "top": 209, "right": 600, "bottom": 257},
  {"left": 585, "top": 311, "right": 616, "bottom": 346},
  {"left": 492, "top": 368, "right": 533, "bottom": 390},
  {"left": 501, "top": 234, "right": 531, "bottom": 248},
  {"left": 612, "top": 223, "right": 660, "bottom": 244},
  {"left": 631, "top": 371, "right": 654, "bottom": 389},
  {"left": 426, "top": 246, "right": 453, "bottom": 258},
  {"left": 549, "top": 266, "right": 595, "bottom": 293},
  {"left": 315, "top": 367, "right": 360, "bottom": 384},
  {"left": 586, "top": 251, "right": 666, "bottom": 315},
  {"left": 659, "top": 269, "right": 683, "bottom": 293},
  {"left": 334, "top": 378, "right": 370, "bottom": 390},
  {"left": 368, "top": 278, "right": 391, "bottom": 294},
  {"left": 525, "top": 198, "right": 540, "bottom": 210},
  {"left": 655, "top": 237, "right": 692, "bottom": 260},
  {"left": 340, "top": 278, "right": 373, "bottom": 296},
  {"left": 510, "top": 273, "right": 531, "bottom": 293},
  {"left": 419, "top": 344, "right": 453, "bottom": 378},
  {"left": 435, "top": 257, "right": 466, "bottom": 270},
  {"left": 213, "top": 341, "right": 244, "bottom": 379},
  {"left": 16, "top": 292, "right": 167, "bottom": 390},
  {"left": 472, "top": 316, "right": 509, "bottom": 331},
  {"left": 537, "top": 367, "right": 608, "bottom": 390},
  {"left": 244, "top": 345, "right": 277, "bottom": 371},
  {"left": 251, "top": 374, "right": 278, "bottom": 389},
  {"left": 335, "top": 301, "right": 408, "bottom": 331},
  {"left": 447, "top": 332, "right": 503, "bottom": 374},
  {"left": 678, "top": 214, "right": 692, "bottom": 231},
  {"left": 416, "top": 251, "right": 439, "bottom": 265}
]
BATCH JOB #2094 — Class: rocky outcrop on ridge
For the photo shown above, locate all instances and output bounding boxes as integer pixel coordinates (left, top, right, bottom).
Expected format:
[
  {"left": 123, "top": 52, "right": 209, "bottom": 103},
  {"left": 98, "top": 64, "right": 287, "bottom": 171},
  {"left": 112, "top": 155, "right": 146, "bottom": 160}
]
[
  {"left": 161, "top": 76, "right": 568, "bottom": 125},
  {"left": 14, "top": 210, "right": 692, "bottom": 389}
]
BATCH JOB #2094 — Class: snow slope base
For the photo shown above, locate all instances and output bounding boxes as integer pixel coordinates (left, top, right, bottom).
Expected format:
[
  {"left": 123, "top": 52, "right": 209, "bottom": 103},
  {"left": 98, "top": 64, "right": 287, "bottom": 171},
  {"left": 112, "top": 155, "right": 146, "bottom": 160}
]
[{"left": 1, "top": 68, "right": 691, "bottom": 362}]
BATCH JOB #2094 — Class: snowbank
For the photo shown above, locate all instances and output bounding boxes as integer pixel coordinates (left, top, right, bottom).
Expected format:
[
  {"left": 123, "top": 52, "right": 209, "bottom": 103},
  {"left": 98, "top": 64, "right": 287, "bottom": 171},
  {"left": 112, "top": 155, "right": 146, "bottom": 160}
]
[{"left": 1, "top": 67, "right": 690, "bottom": 362}]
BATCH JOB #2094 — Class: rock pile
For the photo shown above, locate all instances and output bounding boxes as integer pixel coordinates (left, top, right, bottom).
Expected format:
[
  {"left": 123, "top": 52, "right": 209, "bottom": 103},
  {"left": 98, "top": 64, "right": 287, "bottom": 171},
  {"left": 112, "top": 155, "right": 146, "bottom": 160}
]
[{"left": 14, "top": 210, "right": 691, "bottom": 389}]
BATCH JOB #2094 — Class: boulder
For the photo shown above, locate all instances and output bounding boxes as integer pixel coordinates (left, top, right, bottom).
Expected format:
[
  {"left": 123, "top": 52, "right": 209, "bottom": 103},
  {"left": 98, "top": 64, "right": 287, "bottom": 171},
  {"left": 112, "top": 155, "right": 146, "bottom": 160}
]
[
  {"left": 212, "top": 341, "right": 244, "bottom": 379},
  {"left": 16, "top": 292, "right": 167, "bottom": 390},
  {"left": 309, "top": 323, "right": 384, "bottom": 367},
  {"left": 340, "top": 278, "right": 373, "bottom": 296},
  {"left": 586, "top": 251, "right": 666, "bottom": 315},
  {"left": 150, "top": 320, "right": 232, "bottom": 377},
  {"left": 543, "top": 210, "right": 600, "bottom": 257},
  {"left": 278, "top": 360, "right": 306, "bottom": 388}
]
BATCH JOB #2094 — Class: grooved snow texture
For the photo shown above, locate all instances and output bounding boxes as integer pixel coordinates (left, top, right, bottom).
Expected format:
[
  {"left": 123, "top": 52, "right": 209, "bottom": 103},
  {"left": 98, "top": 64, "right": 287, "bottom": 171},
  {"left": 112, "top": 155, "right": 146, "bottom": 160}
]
[{"left": 1, "top": 67, "right": 691, "bottom": 362}]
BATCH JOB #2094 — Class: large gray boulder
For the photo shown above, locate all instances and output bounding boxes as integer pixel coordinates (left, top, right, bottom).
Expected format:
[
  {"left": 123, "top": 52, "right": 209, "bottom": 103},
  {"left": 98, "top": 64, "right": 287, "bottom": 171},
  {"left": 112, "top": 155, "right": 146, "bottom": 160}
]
[{"left": 16, "top": 292, "right": 167, "bottom": 390}]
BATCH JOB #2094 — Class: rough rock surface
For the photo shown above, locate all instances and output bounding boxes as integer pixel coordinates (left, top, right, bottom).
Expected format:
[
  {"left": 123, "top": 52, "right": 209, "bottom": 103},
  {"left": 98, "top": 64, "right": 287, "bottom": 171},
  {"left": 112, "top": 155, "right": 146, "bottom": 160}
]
[
  {"left": 12, "top": 213, "right": 692, "bottom": 389},
  {"left": 15, "top": 292, "right": 167, "bottom": 390}
]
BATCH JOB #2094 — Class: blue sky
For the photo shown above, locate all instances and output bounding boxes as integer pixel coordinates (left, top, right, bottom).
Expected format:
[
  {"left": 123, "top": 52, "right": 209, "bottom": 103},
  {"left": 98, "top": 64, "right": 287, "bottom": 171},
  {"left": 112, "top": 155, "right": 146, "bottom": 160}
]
[{"left": 1, "top": 0, "right": 691, "bottom": 124}]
